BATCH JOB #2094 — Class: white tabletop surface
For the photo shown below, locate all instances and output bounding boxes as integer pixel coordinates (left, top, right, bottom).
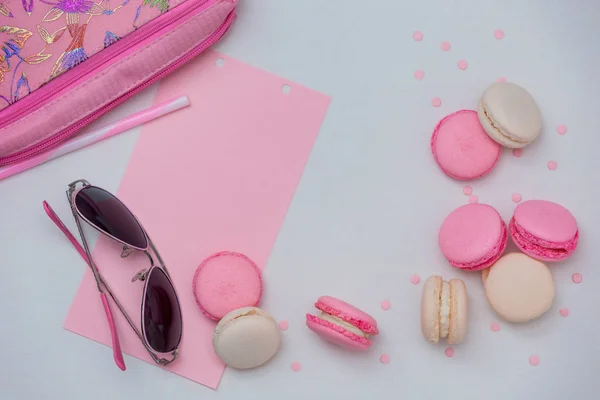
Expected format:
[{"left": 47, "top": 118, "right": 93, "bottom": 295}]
[{"left": 2, "top": 0, "right": 599, "bottom": 399}]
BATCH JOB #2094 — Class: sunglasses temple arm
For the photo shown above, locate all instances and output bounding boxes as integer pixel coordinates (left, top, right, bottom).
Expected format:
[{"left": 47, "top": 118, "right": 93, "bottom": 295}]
[
  {"left": 42, "top": 200, "right": 177, "bottom": 367},
  {"left": 42, "top": 200, "right": 126, "bottom": 371}
]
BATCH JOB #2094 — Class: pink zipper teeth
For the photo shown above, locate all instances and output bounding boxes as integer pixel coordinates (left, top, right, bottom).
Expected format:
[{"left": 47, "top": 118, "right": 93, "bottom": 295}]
[
  {"left": 0, "top": 0, "right": 212, "bottom": 128},
  {"left": 0, "top": 4, "right": 235, "bottom": 165}
]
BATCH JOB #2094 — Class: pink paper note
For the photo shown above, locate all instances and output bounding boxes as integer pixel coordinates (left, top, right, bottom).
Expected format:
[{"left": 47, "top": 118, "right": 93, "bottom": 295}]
[{"left": 64, "top": 51, "right": 330, "bottom": 388}]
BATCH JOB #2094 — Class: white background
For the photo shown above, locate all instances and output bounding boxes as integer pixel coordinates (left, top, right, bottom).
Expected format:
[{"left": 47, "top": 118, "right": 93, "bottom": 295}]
[{"left": 1, "top": 0, "right": 599, "bottom": 399}]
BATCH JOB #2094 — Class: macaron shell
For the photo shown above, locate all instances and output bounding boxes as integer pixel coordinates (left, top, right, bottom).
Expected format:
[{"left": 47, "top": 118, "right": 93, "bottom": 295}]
[
  {"left": 306, "top": 314, "right": 371, "bottom": 351},
  {"left": 421, "top": 276, "right": 442, "bottom": 344},
  {"left": 438, "top": 204, "right": 507, "bottom": 270},
  {"left": 193, "top": 251, "right": 262, "bottom": 320},
  {"left": 484, "top": 253, "right": 554, "bottom": 322},
  {"left": 431, "top": 110, "right": 501, "bottom": 180},
  {"left": 513, "top": 200, "right": 578, "bottom": 243},
  {"left": 447, "top": 279, "right": 468, "bottom": 345},
  {"left": 213, "top": 307, "right": 280, "bottom": 369},
  {"left": 315, "top": 296, "right": 378, "bottom": 335},
  {"left": 479, "top": 82, "right": 542, "bottom": 146}
]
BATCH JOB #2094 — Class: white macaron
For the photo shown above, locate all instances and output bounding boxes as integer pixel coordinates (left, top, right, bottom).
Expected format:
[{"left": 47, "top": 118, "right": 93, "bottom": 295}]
[
  {"left": 213, "top": 307, "right": 281, "bottom": 369},
  {"left": 478, "top": 82, "right": 542, "bottom": 148}
]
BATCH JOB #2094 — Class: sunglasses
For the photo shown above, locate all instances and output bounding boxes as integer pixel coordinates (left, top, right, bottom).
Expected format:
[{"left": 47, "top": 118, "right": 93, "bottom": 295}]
[{"left": 43, "top": 179, "right": 182, "bottom": 371}]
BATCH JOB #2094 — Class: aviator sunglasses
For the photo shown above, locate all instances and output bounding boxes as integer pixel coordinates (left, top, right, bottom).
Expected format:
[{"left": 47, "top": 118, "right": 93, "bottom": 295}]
[{"left": 43, "top": 179, "right": 182, "bottom": 370}]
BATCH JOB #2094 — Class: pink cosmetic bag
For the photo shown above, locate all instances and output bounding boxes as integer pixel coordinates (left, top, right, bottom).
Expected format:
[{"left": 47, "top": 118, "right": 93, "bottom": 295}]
[{"left": 0, "top": 0, "right": 237, "bottom": 165}]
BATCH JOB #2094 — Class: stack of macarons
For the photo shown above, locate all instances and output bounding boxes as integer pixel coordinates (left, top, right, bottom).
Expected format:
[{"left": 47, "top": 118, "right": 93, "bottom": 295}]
[
  {"left": 433, "top": 199, "right": 578, "bottom": 328},
  {"left": 431, "top": 82, "right": 542, "bottom": 180},
  {"left": 193, "top": 251, "right": 281, "bottom": 369}
]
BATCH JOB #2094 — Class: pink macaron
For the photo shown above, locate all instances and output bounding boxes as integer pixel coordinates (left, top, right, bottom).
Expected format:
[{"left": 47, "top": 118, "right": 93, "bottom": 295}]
[
  {"left": 439, "top": 203, "right": 507, "bottom": 271},
  {"left": 193, "top": 251, "right": 263, "bottom": 320},
  {"left": 306, "top": 296, "right": 379, "bottom": 351},
  {"left": 510, "top": 200, "right": 578, "bottom": 261},
  {"left": 431, "top": 110, "right": 501, "bottom": 180}
]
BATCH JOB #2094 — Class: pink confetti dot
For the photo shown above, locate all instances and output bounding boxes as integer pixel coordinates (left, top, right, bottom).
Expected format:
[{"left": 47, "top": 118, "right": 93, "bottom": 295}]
[
  {"left": 490, "top": 322, "right": 501, "bottom": 332},
  {"left": 457, "top": 60, "right": 468, "bottom": 70},
  {"left": 380, "top": 354, "right": 391, "bottom": 364},
  {"left": 291, "top": 361, "right": 302, "bottom": 372},
  {"left": 414, "top": 70, "right": 425, "bottom": 80},
  {"left": 463, "top": 185, "right": 472, "bottom": 195},
  {"left": 529, "top": 355, "right": 540, "bottom": 366},
  {"left": 440, "top": 41, "right": 451, "bottom": 51},
  {"left": 381, "top": 300, "right": 391, "bottom": 311},
  {"left": 557, "top": 125, "right": 567, "bottom": 135},
  {"left": 497, "top": 77, "right": 507, "bottom": 83},
  {"left": 431, "top": 97, "right": 442, "bottom": 107},
  {"left": 547, "top": 160, "right": 558, "bottom": 171},
  {"left": 468, "top": 195, "right": 479, "bottom": 204},
  {"left": 559, "top": 308, "right": 569, "bottom": 317},
  {"left": 572, "top": 273, "right": 582, "bottom": 284},
  {"left": 279, "top": 321, "right": 289, "bottom": 331},
  {"left": 512, "top": 193, "right": 522, "bottom": 203},
  {"left": 445, "top": 347, "right": 455, "bottom": 358},
  {"left": 413, "top": 31, "right": 423, "bottom": 41},
  {"left": 410, "top": 274, "right": 421, "bottom": 285},
  {"left": 494, "top": 29, "right": 505, "bottom": 40},
  {"left": 512, "top": 148, "right": 523, "bottom": 157}
]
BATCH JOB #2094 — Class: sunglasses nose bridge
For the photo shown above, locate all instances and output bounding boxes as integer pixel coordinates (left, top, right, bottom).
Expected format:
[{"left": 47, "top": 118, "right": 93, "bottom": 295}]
[
  {"left": 121, "top": 246, "right": 133, "bottom": 258},
  {"left": 132, "top": 269, "right": 149, "bottom": 283}
]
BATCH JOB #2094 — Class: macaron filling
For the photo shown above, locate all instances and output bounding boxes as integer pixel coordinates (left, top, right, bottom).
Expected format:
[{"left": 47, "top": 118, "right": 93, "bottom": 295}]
[
  {"left": 316, "top": 312, "right": 370, "bottom": 338},
  {"left": 479, "top": 103, "right": 528, "bottom": 146},
  {"left": 439, "top": 281, "right": 450, "bottom": 339},
  {"left": 448, "top": 216, "right": 507, "bottom": 270},
  {"left": 305, "top": 314, "right": 372, "bottom": 345},
  {"left": 510, "top": 217, "right": 578, "bottom": 260}
]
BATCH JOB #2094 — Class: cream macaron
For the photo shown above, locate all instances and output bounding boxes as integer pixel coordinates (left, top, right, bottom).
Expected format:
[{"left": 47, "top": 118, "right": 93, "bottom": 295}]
[
  {"left": 421, "top": 276, "right": 468, "bottom": 345},
  {"left": 478, "top": 82, "right": 542, "bottom": 148},
  {"left": 483, "top": 253, "right": 554, "bottom": 322},
  {"left": 213, "top": 307, "right": 281, "bottom": 369}
]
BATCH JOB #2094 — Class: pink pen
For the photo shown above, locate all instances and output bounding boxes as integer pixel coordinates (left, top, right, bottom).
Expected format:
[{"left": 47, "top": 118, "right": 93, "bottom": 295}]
[{"left": 0, "top": 95, "right": 190, "bottom": 181}]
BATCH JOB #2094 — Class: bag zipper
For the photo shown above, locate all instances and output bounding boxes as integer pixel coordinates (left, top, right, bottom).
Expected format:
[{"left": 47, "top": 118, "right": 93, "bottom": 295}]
[{"left": 0, "top": 0, "right": 234, "bottom": 165}]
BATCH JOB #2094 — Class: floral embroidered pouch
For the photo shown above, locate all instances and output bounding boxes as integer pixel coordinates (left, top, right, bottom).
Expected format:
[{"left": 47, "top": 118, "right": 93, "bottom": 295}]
[{"left": 0, "top": 0, "right": 237, "bottom": 165}]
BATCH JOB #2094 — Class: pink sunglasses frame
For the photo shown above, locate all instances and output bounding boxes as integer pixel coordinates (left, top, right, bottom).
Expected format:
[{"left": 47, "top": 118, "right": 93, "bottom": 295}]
[{"left": 43, "top": 179, "right": 182, "bottom": 371}]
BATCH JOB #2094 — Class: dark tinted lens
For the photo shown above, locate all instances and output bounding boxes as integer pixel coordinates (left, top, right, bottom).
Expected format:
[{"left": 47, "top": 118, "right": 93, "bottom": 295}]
[
  {"left": 75, "top": 186, "right": 147, "bottom": 249},
  {"left": 143, "top": 267, "right": 182, "bottom": 353}
]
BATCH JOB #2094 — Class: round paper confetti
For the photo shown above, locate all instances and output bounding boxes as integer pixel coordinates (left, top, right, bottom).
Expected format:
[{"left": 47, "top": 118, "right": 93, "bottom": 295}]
[
  {"left": 497, "top": 77, "right": 507, "bottom": 83},
  {"left": 381, "top": 300, "right": 391, "bottom": 311},
  {"left": 291, "top": 361, "right": 302, "bottom": 372},
  {"left": 380, "top": 354, "right": 391, "bottom": 364},
  {"left": 463, "top": 185, "right": 472, "bottom": 195},
  {"left": 490, "top": 322, "right": 501, "bottom": 332},
  {"left": 440, "top": 41, "right": 451, "bottom": 51},
  {"left": 457, "top": 60, "right": 468, "bottom": 70},
  {"left": 468, "top": 195, "right": 479, "bottom": 204},
  {"left": 572, "top": 273, "right": 582, "bottom": 284},
  {"left": 445, "top": 347, "right": 455, "bottom": 358},
  {"left": 559, "top": 308, "right": 569, "bottom": 317},
  {"left": 494, "top": 29, "right": 505, "bottom": 40},
  {"left": 529, "top": 355, "right": 540, "bottom": 366},
  {"left": 512, "top": 193, "right": 522, "bottom": 203},
  {"left": 547, "top": 160, "right": 558, "bottom": 171},
  {"left": 557, "top": 125, "right": 567, "bottom": 135},
  {"left": 414, "top": 70, "right": 425, "bottom": 80},
  {"left": 279, "top": 321, "right": 289, "bottom": 331},
  {"left": 410, "top": 274, "right": 421, "bottom": 285},
  {"left": 431, "top": 97, "right": 442, "bottom": 107},
  {"left": 413, "top": 31, "right": 423, "bottom": 41},
  {"left": 512, "top": 148, "right": 523, "bottom": 157}
]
